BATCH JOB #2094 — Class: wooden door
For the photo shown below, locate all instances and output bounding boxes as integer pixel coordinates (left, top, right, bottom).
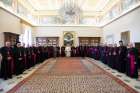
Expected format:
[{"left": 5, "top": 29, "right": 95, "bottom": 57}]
[
  {"left": 121, "top": 31, "right": 130, "bottom": 46},
  {"left": 36, "top": 37, "right": 59, "bottom": 46},
  {"left": 79, "top": 37, "right": 100, "bottom": 46},
  {"left": 4, "top": 32, "right": 19, "bottom": 46}
]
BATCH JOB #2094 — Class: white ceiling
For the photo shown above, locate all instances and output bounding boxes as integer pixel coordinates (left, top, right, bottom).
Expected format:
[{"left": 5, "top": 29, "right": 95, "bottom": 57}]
[{"left": 27, "top": 0, "right": 110, "bottom": 12}]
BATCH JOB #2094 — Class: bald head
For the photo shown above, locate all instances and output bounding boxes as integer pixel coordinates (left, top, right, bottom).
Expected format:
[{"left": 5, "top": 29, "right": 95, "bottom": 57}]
[
  {"left": 5, "top": 41, "right": 11, "bottom": 47},
  {"left": 113, "top": 43, "right": 117, "bottom": 47}
]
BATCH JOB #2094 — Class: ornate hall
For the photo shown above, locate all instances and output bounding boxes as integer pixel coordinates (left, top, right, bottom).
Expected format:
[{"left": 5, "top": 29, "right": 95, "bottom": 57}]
[{"left": 0, "top": 0, "right": 140, "bottom": 93}]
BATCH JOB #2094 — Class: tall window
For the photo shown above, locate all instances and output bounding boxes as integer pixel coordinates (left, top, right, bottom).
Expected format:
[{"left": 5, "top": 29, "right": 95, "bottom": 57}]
[{"left": 20, "top": 24, "right": 32, "bottom": 47}]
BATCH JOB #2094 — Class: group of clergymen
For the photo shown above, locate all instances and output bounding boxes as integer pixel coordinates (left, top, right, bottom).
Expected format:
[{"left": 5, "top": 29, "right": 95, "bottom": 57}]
[
  {"left": 71, "top": 41, "right": 140, "bottom": 79},
  {"left": 0, "top": 40, "right": 140, "bottom": 80}
]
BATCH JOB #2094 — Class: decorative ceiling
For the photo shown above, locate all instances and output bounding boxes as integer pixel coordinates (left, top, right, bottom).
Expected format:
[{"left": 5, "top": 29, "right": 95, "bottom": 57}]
[
  {"left": 1, "top": 0, "right": 139, "bottom": 26},
  {"left": 27, "top": 0, "right": 110, "bottom": 12}
]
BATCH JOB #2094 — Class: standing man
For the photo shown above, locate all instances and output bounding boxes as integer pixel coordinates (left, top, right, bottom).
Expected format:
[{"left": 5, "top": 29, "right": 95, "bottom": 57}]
[
  {"left": 0, "top": 42, "right": 14, "bottom": 80},
  {"left": 53, "top": 45, "right": 57, "bottom": 58},
  {"left": 118, "top": 41, "right": 127, "bottom": 73},
  {"left": 56, "top": 45, "right": 60, "bottom": 57},
  {"left": 126, "top": 43, "right": 139, "bottom": 78},
  {"left": 26, "top": 46, "right": 32, "bottom": 68},
  {"left": 21, "top": 43, "right": 27, "bottom": 69},
  {"left": 112, "top": 43, "right": 119, "bottom": 69},
  {"left": 32, "top": 44, "right": 37, "bottom": 66},
  {"left": 13, "top": 42, "right": 24, "bottom": 75},
  {"left": 65, "top": 44, "right": 71, "bottom": 57},
  {"left": 0, "top": 51, "right": 2, "bottom": 75},
  {"left": 0, "top": 51, "right": 3, "bottom": 92},
  {"left": 61, "top": 46, "right": 65, "bottom": 57},
  {"left": 99, "top": 43, "right": 105, "bottom": 63}
]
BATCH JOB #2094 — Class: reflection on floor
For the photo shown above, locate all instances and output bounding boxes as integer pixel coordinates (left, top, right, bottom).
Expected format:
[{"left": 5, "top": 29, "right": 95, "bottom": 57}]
[{"left": 0, "top": 57, "right": 140, "bottom": 93}]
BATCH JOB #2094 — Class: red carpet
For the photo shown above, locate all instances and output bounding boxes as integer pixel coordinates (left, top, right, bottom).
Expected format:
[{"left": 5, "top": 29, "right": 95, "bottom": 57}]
[{"left": 7, "top": 57, "right": 138, "bottom": 93}]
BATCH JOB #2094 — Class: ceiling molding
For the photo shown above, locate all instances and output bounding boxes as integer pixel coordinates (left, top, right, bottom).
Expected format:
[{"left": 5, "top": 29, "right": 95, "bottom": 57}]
[
  {"left": 1, "top": 0, "right": 139, "bottom": 28},
  {"left": 101, "top": 2, "right": 140, "bottom": 28}
]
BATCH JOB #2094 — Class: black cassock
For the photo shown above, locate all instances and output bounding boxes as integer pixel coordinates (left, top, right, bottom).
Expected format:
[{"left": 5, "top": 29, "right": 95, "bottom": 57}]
[
  {"left": 81, "top": 46, "right": 85, "bottom": 57},
  {"left": 86, "top": 46, "right": 89, "bottom": 57},
  {"left": 38, "top": 46, "right": 44, "bottom": 61},
  {"left": 50, "top": 46, "right": 54, "bottom": 58},
  {"left": 47, "top": 46, "right": 53, "bottom": 58},
  {"left": 32, "top": 47, "right": 37, "bottom": 65},
  {"left": 47, "top": 46, "right": 51, "bottom": 58},
  {"left": 99, "top": 46, "right": 104, "bottom": 63},
  {"left": 89, "top": 47, "right": 94, "bottom": 58},
  {"left": 103, "top": 46, "right": 108, "bottom": 64},
  {"left": 44, "top": 47, "right": 48, "bottom": 59},
  {"left": 61, "top": 46, "right": 65, "bottom": 57},
  {"left": 22, "top": 47, "right": 28, "bottom": 69},
  {"left": 79, "top": 46, "right": 82, "bottom": 57},
  {"left": 76, "top": 47, "right": 80, "bottom": 57},
  {"left": 93, "top": 47, "right": 100, "bottom": 60},
  {"left": 126, "top": 48, "right": 139, "bottom": 78},
  {"left": 73, "top": 47, "right": 77, "bottom": 57},
  {"left": 26, "top": 47, "right": 32, "bottom": 68},
  {"left": 53, "top": 47, "right": 57, "bottom": 58},
  {"left": 71, "top": 46, "right": 75, "bottom": 57},
  {"left": 13, "top": 47, "right": 24, "bottom": 75},
  {"left": 91, "top": 47, "right": 95, "bottom": 58},
  {"left": 107, "top": 47, "right": 113, "bottom": 68},
  {"left": 112, "top": 47, "right": 119, "bottom": 69},
  {"left": 0, "top": 47, "right": 14, "bottom": 80},
  {"left": 83, "top": 46, "right": 87, "bottom": 57},
  {"left": 56, "top": 46, "right": 60, "bottom": 57},
  {"left": 36, "top": 47, "right": 41, "bottom": 63},
  {"left": 137, "top": 49, "right": 140, "bottom": 68},
  {"left": 118, "top": 46, "right": 127, "bottom": 73}
]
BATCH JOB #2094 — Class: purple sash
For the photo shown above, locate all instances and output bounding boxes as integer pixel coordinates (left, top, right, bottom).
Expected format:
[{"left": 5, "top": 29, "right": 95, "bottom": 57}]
[{"left": 130, "top": 54, "right": 135, "bottom": 76}]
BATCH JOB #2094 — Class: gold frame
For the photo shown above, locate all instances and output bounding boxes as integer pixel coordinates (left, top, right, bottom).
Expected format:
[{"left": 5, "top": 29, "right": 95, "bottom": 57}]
[{"left": 63, "top": 31, "right": 76, "bottom": 46}]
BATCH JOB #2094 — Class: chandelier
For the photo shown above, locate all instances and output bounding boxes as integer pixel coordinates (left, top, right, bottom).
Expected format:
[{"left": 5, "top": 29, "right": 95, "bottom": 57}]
[{"left": 59, "top": 0, "right": 82, "bottom": 24}]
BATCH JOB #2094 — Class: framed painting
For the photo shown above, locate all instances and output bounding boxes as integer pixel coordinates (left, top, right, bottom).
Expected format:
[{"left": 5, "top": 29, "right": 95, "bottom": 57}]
[{"left": 63, "top": 31, "right": 76, "bottom": 46}]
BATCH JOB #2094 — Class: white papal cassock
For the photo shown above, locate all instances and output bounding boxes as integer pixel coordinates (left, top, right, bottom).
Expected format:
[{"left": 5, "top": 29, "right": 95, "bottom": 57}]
[{"left": 65, "top": 46, "right": 71, "bottom": 57}]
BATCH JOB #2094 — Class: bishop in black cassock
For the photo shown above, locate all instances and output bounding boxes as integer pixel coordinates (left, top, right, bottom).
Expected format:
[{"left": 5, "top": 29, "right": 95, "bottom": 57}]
[
  {"left": 13, "top": 42, "right": 24, "bottom": 75},
  {"left": 118, "top": 41, "right": 127, "bottom": 73},
  {"left": 0, "top": 42, "right": 14, "bottom": 80}
]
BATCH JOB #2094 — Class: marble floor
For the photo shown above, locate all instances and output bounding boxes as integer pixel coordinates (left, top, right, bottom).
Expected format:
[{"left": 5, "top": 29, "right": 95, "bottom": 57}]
[
  {"left": 0, "top": 59, "right": 53, "bottom": 93},
  {"left": 0, "top": 57, "right": 140, "bottom": 93},
  {"left": 87, "top": 58, "right": 140, "bottom": 93}
]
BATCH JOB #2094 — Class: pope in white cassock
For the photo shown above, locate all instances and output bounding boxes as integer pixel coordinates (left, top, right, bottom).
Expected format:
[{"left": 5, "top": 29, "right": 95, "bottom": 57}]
[{"left": 65, "top": 44, "right": 71, "bottom": 57}]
